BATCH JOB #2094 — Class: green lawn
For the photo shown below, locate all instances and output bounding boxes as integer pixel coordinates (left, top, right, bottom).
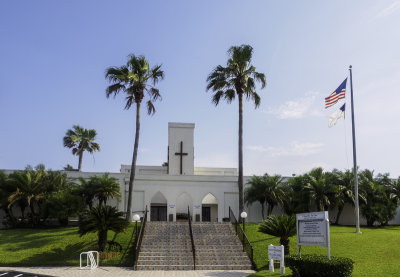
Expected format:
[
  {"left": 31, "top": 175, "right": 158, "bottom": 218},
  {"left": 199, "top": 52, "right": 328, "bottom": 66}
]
[
  {"left": 0, "top": 223, "right": 137, "bottom": 266},
  {"left": 246, "top": 223, "right": 400, "bottom": 277},
  {"left": 1, "top": 223, "right": 399, "bottom": 276}
]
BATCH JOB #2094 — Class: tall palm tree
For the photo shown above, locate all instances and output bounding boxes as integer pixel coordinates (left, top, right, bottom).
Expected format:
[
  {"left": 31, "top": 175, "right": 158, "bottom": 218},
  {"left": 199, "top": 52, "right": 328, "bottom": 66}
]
[
  {"left": 245, "top": 175, "right": 267, "bottom": 220},
  {"left": 105, "top": 53, "right": 164, "bottom": 222},
  {"left": 63, "top": 125, "right": 100, "bottom": 172},
  {"left": 206, "top": 45, "right": 266, "bottom": 219}
]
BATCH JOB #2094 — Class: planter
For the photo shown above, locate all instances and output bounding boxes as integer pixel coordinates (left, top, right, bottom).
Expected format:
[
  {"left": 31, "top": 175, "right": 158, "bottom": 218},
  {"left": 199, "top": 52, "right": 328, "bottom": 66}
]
[
  {"left": 99, "top": 252, "right": 120, "bottom": 260},
  {"left": 273, "top": 260, "right": 280, "bottom": 268}
]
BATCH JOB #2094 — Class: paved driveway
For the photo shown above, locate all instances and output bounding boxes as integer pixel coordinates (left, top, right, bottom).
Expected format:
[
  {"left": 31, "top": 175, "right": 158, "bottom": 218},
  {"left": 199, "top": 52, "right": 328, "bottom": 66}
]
[{"left": 0, "top": 268, "right": 255, "bottom": 277}]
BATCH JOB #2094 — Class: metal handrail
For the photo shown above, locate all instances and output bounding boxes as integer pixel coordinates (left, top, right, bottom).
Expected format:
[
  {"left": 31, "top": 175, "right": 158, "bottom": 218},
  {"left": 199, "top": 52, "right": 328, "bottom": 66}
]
[
  {"left": 134, "top": 205, "right": 148, "bottom": 269},
  {"left": 188, "top": 206, "right": 196, "bottom": 270},
  {"left": 229, "top": 206, "right": 255, "bottom": 269}
]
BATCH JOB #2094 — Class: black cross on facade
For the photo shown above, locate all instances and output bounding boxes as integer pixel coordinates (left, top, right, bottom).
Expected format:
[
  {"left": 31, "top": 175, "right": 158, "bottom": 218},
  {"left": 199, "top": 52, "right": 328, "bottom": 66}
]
[{"left": 175, "top": 141, "right": 188, "bottom": 174}]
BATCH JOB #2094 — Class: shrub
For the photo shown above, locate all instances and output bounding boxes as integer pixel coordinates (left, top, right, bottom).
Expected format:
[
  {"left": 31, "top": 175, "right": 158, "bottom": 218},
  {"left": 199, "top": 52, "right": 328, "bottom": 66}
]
[
  {"left": 176, "top": 213, "right": 189, "bottom": 220},
  {"left": 286, "top": 254, "right": 354, "bottom": 277},
  {"left": 258, "top": 215, "right": 296, "bottom": 255}
]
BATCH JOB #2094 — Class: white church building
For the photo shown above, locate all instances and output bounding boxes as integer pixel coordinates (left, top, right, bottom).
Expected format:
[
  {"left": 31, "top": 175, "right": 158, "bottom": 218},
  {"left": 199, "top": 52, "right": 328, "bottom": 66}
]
[
  {"left": 67, "top": 122, "right": 256, "bottom": 222},
  {"left": 66, "top": 122, "right": 400, "bottom": 225},
  {"left": 3, "top": 122, "right": 400, "bottom": 225}
]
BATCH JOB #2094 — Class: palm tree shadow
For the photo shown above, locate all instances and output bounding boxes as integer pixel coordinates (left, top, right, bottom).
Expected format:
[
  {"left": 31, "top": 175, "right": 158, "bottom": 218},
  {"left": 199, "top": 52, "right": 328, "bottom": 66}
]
[
  {"left": 250, "top": 237, "right": 275, "bottom": 244},
  {"left": 17, "top": 242, "right": 87, "bottom": 266}
]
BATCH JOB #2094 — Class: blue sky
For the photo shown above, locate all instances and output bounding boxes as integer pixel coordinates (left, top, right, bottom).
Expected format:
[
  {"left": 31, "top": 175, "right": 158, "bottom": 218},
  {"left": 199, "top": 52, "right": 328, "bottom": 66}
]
[{"left": 1, "top": 0, "right": 399, "bottom": 177}]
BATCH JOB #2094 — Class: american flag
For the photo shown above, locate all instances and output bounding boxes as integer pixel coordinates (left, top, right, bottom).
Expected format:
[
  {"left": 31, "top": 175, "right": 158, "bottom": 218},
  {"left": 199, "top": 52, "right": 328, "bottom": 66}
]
[{"left": 325, "top": 78, "right": 347, "bottom": 108}]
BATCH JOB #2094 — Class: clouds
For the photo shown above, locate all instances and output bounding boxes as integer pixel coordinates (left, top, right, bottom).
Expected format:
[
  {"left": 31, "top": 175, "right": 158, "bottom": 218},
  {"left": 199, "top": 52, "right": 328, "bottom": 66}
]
[
  {"left": 265, "top": 91, "right": 323, "bottom": 119},
  {"left": 375, "top": 1, "right": 400, "bottom": 18},
  {"left": 247, "top": 141, "right": 324, "bottom": 157}
]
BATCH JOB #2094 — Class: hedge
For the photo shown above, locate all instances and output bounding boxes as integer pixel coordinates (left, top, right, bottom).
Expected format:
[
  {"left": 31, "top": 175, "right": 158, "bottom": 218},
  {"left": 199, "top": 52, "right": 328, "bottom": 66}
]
[{"left": 286, "top": 254, "right": 354, "bottom": 277}]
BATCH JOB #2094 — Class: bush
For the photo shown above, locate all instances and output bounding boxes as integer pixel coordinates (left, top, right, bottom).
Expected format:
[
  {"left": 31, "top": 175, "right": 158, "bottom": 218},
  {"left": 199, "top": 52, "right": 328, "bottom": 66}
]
[
  {"left": 286, "top": 254, "right": 354, "bottom": 277},
  {"left": 176, "top": 213, "right": 189, "bottom": 220}
]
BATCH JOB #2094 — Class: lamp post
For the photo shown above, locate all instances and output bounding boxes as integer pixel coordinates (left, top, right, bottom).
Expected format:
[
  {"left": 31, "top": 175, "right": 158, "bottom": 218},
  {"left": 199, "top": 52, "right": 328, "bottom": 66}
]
[
  {"left": 133, "top": 214, "right": 140, "bottom": 242},
  {"left": 241, "top": 211, "right": 247, "bottom": 252}
]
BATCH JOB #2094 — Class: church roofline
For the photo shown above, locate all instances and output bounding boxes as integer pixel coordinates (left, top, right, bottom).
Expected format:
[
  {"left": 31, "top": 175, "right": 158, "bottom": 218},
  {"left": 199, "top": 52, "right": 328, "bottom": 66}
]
[{"left": 168, "top": 122, "right": 195, "bottom": 128}]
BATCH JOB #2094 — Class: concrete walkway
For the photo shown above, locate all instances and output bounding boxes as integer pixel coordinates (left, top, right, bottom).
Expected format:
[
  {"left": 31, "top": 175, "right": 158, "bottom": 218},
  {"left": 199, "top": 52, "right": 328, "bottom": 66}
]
[{"left": 0, "top": 267, "right": 255, "bottom": 277}]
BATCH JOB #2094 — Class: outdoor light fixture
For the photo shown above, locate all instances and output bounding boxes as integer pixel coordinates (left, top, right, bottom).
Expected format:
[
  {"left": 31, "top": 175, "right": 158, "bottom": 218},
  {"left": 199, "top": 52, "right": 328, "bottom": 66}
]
[
  {"left": 241, "top": 211, "right": 248, "bottom": 252},
  {"left": 133, "top": 214, "right": 140, "bottom": 222},
  {"left": 133, "top": 214, "right": 140, "bottom": 241}
]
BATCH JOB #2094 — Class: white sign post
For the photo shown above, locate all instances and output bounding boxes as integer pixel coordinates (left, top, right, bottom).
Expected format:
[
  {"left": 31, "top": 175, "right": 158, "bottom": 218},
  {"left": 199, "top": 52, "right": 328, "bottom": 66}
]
[
  {"left": 296, "top": 211, "right": 331, "bottom": 259},
  {"left": 268, "top": 244, "right": 285, "bottom": 274}
]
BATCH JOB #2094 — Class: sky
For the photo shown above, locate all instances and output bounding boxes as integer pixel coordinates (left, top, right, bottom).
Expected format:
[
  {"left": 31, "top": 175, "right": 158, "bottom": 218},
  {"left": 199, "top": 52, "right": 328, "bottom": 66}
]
[{"left": 1, "top": 0, "right": 399, "bottom": 178}]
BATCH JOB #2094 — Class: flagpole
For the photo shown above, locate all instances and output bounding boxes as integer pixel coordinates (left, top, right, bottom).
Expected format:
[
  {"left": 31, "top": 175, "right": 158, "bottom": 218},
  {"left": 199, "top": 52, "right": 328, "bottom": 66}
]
[{"left": 349, "top": 65, "right": 361, "bottom": 234}]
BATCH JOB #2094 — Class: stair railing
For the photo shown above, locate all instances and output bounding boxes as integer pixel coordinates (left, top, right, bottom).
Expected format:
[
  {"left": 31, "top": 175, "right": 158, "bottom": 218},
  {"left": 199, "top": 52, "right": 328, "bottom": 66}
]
[
  {"left": 188, "top": 206, "right": 196, "bottom": 270},
  {"left": 134, "top": 205, "right": 148, "bottom": 269},
  {"left": 229, "top": 206, "right": 255, "bottom": 269}
]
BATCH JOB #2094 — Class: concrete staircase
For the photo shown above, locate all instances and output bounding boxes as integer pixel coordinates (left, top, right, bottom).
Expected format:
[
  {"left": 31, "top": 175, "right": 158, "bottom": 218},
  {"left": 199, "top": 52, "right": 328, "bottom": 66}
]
[
  {"left": 136, "top": 221, "right": 252, "bottom": 270},
  {"left": 136, "top": 222, "right": 194, "bottom": 270},
  {"left": 192, "top": 222, "right": 253, "bottom": 270}
]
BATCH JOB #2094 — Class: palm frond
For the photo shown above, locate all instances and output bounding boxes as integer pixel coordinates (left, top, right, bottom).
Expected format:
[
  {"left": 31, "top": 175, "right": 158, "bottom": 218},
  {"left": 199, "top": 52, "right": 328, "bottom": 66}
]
[{"left": 147, "top": 100, "right": 156, "bottom": 115}]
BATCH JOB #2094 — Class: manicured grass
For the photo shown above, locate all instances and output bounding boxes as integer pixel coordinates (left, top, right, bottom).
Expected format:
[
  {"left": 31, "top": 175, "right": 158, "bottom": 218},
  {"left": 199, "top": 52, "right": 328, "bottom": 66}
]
[
  {"left": 1, "top": 223, "right": 399, "bottom": 276},
  {"left": 0, "top": 223, "right": 137, "bottom": 266},
  {"left": 246, "top": 223, "right": 400, "bottom": 277}
]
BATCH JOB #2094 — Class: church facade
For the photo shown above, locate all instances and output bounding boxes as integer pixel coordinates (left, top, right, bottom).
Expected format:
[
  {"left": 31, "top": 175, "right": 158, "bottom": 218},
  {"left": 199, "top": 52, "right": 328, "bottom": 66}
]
[
  {"left": 3, "top": 122, "right": 400, "bottom": 225},
  {"left": 67, "top": 122, "right": 252, "bottom": 222}
]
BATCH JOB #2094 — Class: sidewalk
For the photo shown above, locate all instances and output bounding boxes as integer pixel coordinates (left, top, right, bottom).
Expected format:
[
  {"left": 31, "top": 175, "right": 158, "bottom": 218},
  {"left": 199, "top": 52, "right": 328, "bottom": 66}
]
[{"left": 0, "top": 267, "right": 255, "bottom": 277}]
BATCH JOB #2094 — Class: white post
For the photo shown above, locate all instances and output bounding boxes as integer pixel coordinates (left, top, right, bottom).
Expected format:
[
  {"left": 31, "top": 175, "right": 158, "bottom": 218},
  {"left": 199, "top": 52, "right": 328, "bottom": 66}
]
[
  {"left": 269, "top": 244, "right": 274, "bottom": 272},
  {"left": 280, "top": 245, "right": 285, "bottom": 274},
  {"left": 326, "top": 218, "right": 331, "bottom": 260}
]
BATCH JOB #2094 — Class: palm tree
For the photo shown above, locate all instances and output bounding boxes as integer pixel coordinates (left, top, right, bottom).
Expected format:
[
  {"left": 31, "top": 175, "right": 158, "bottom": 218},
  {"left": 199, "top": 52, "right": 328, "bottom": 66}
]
[
  {"left": 303, "top": 168, "right": 336, "bottom": 211},
  {"left": 387, "top": 177, "right": 400, "bottom": 205},
  {"left": 245, "top": 175, "right": 267, "bottom": 220},
  {"left": 105, "top": 53, "right": 164, "bottom": 222},
  {"left": 76, "top": 177, "right": 97, "bottom": 209},
  {"left": 259, "top": 215, "right": 296, "bottom": 255},
  {"left": 8, "top": 170, "right": 44, "bottom": 217},
  {"left": 63, "top": 125, "right": 100, "bottom": 172},
  {"left": 0, "top": 171, "right": 16, "bottom": 222},
  {"left": 92, "top": 174, "right": 121, "bottom": 206},
  {"left": 78, "top": 205, "right": 129, "bottom": 251},
  {"left": 264, "top": 174, "right": 285, "bottom": 216},
  {"left": 206, "top": 44, "right": 266, "bottom": 219}
]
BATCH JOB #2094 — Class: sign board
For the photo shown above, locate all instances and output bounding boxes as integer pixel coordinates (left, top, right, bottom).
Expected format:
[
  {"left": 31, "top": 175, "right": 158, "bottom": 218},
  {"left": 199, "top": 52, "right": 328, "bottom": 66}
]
[
  {"left": 268, "top": 244, "right": 285, "bottom": 274},
  {"left": 268, "top": 245, "right": 283, "bottom": 260},
  {"left": 168, "top": 205, "right": 176, "bottom": 209},
  {"left": 296, "top": 211, "right": 331, "bottom": 259},
  {"left": 193, "top": 205, "right": 201, "bottom": 210}
]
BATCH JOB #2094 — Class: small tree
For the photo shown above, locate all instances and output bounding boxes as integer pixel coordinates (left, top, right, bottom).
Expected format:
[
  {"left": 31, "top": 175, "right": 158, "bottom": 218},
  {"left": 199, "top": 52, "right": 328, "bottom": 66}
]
[
  {"left": 259, "top": 215, "right": 296, "bottom": 255},
  {"left": 245, "top": 175, "right": 267, "bottom": 219},
  {"left": 92, "top": 174, "right": 121, "bottom": 206},
  {"left": 78, "top": 205, "right": 128, "bottom": 251}
]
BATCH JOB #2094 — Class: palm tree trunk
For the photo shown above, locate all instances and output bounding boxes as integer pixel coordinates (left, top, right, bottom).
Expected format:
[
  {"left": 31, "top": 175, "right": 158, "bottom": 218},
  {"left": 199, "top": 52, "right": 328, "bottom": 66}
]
[
  {"left": 126, "top": 101, "right": 141, "bottom": 222},
  {"left": 260, "top": 202, "right": 265, "bottom": 220},
  {"left": 98, "top": 230, "right": 108, "bottom": 252},
  {"left": 280, "top": 237, "right": 290, "bottom": 256},
  {"left": 78, "top": 152, "right": 83, "bottom": 172},
  {"left": 238, "top": 92, "right": 244, "bottom": 223},
  {"left": 335, "top": 206, "right": 343, "bottom": 225}
]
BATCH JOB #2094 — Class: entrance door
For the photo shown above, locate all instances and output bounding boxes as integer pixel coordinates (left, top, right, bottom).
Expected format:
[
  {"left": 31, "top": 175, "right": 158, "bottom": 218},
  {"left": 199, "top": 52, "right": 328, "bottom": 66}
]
[
  {"left": 151, "top": 206, "right": 167, "bottom": 221},
  {"left": 202, "top": 206, "right": 211, "bottom": 222}
]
